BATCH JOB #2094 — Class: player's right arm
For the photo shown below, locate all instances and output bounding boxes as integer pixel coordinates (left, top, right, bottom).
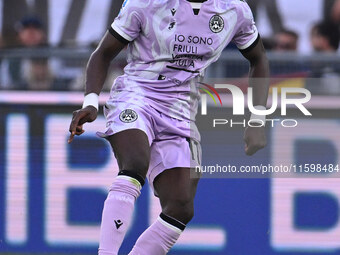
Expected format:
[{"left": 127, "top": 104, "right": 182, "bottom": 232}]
[
  {"left": 69, "top": 0, "right": 143, "bottom": 143},
  {"left": 85, "top": 32, "right": 127, "bottom": 96},
  {"left": 68, "top": 33, "right": 126, "bottom": 144}
]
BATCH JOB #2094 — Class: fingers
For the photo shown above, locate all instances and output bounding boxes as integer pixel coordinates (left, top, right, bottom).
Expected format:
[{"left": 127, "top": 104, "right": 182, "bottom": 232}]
[
  {"left": 243, "top": 133, "right": 255, "bottom": 155},
  {"left": 245, "top": 144, "right": 258, "bottom": 156},
  {"left": 244, "top": 137, "right": 265, "bottom": 156},
  {"left": 68, "top": 110, "right": 89, "bottom": 143},
  {"left": 243, "top": 127, "right": 267, "bottom": 156},
  {"left": 78, "top": 114, "right": 94, "bottom": 126},
  {"left": 68, "top": 132, "right": 75, "bottom": 144},
  {"left": 245, "top": 141, "right": 266, "bottom": 156},
  {"left": 75, "top": 125, "right": 84, "bottom": 135},
  {"left": 69, "top": 111, "right": 83, "bottom": 134},
  {"left": 68, "top": 126, "right": 85, "bottom": 144}
]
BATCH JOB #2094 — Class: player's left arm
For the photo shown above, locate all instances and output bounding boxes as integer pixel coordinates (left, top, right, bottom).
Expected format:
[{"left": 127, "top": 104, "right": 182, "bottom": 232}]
[{"left": 240, "top": 36, "right": 270, "bottom": 156}]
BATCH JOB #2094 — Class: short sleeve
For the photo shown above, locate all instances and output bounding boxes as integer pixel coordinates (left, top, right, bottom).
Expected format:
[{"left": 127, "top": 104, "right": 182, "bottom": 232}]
[
  {"left": 109, "top": 0, "right": 142, "bottom": 44},
  {"left": 232, "top": 1, "right": 259, "bottom": 51}
]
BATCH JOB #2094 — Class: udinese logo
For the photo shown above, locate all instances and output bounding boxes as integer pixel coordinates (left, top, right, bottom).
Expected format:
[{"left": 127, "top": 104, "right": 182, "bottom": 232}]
[
  {"left": 119, "top": 109, "right": 138, "bottom": 123},
  {"left": 209, "top": 15, "right": 224, "bottom": 33}
]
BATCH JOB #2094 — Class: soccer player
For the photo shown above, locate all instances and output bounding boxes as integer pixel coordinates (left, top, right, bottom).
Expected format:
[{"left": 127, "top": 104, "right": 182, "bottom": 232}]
[{"left": 68, "top": 0, "right": 269, "bottom": 254}]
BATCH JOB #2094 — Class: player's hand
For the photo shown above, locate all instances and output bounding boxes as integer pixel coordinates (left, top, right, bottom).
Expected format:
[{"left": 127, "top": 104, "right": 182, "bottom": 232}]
[
  {"left": 243, "top": 126, "right": 267, "bottom": 156},
  {"left": 68, "top": 106, "right": 98, "bottom": 144}
]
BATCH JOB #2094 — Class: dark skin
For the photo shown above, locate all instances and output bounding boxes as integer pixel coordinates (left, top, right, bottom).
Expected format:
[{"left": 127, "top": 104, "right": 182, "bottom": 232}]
[
  {"left": 241, "top": 40, "right": 270, "bottom": 156},
  {"left": 68, "top": 30, "right": 269, "bottom": 223}
]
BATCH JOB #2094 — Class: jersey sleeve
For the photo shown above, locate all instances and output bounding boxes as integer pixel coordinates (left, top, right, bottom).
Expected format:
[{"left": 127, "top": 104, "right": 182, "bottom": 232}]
[
  {"left": 232, "top": 1, "right": 259, "bottom": 52},
  {"left": 109, "top": 0, "right": 142, "bottom": 44}
]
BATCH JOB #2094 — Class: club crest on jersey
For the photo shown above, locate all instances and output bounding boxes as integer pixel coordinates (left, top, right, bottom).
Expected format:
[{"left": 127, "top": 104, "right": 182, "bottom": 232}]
[
  {"left": 119, "top": 109, "right": 138, "bottom": 123},
  {"left": 209, "top": 15, "right": 224, "bottom": 33}
]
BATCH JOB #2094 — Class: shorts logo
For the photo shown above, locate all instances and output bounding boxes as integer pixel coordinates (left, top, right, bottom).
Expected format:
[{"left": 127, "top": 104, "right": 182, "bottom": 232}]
[
  {"left": 119, "top": 109, "right": 138, "bottom": 123},
  {"left": 209, "top": 15, "right": 224, "bottom": 33}
]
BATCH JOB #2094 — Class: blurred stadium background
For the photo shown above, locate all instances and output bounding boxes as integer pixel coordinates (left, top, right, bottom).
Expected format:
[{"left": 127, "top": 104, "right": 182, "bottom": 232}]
[{"left": 1, "top": 0, "right": 340, "bottom": 254}]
